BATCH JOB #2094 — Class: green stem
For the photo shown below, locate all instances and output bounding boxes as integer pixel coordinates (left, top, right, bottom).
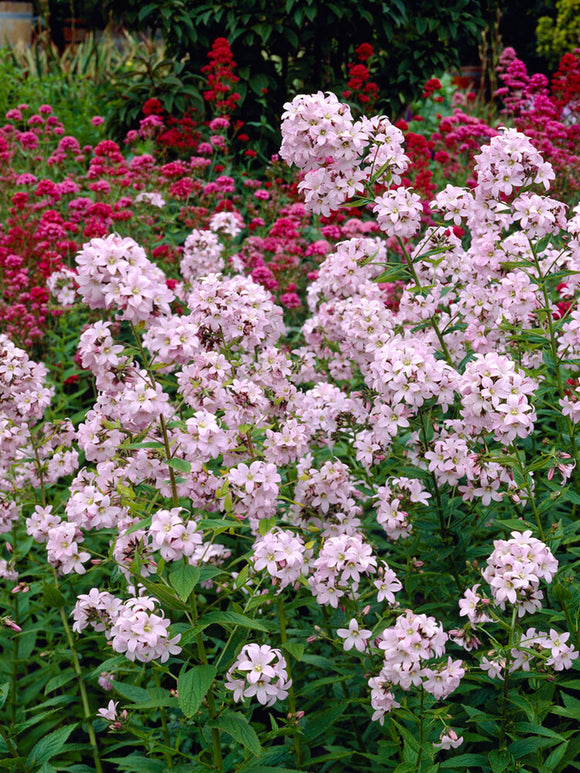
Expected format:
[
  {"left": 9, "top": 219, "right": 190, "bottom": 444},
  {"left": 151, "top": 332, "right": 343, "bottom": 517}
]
[
  {"left": 397, "top": 236, "right": 454, "bottom": 367},
  {"left": 531, "top": 243, "right": 580, "bottom": 472},
  {"left": 154, "top": 667, "right": 173, "bottom": 768},
  {"left": 414, "top": 686, "right": 425, "bottom": 772},
  {"left": 54, "top": 571, "right": 103, "bottom": 773},
  {"left": 10, "top": 526, "right": 19, "bottom": 727},
  {"left": 560, "top": 599, "right": 580, "bottom": 650},
  {"left": 510, "top": 444, "right": 545, "bottom": 540},
  {"left": 159, "top": 413, "right": 179, "bottom": 508},
  {"left": 277, "top": 597, "right": 302, "bottom": 768},
  {"left": 499, "top": 606, "right": 517, "bottom": 752},
  {"left": 129, "top": 322, "right": 180, "bottom": 508},
  {"left": 0, "top": 725, "right": 19, "bottom": 761},
  {"left": 190, "top": 592, "right": 223, "bottom": 773}
]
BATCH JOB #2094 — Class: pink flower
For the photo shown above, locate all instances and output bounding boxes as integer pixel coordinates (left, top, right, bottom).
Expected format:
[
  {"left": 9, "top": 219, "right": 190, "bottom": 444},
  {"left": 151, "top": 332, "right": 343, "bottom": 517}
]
[
  {"left": 434, "top": 728, "right": 464, "bottom": 750},
  {"left": 337, "top": 618, "right": 372, "bottom": 651}
]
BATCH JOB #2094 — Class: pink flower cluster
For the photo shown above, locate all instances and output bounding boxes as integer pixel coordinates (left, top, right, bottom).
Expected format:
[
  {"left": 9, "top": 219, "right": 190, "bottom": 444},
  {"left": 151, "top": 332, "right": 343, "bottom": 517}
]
[
  {"left": 280, "top": 92, "right": 408, "bottom": 216},
  {"left": 481, "top": 530, "right": 558, "bottom": 615},
  {"left": 369, "top": 610, "right": 464, "bottom": 724},
  {"left": 72, "top": 590, "right": 181, "bottom": 663},
  {"left": 225, "top": 643, "right": 291, "bottom": 706},
  {"left": 76, "top": 234, "right": 174, "bottom": 321}
]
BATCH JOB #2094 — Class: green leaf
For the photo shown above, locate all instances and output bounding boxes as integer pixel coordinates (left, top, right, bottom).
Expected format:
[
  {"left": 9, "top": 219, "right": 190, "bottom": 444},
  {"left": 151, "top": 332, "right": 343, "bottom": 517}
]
[
  {"left": 170, "top": 564, "right": 200, "bottom": 602},
  {"left": 0, "top": 682, "right": 9, "bottom": 711},
  {"left": 42, "top": 581, "right": 66, "bottom": 609},
  {"left": 141, "top": 580, "right": 189, "bottom": 611},
  {"left": 203, "top": 611, "right": 269, "bottom": 632},
  {"left": 104, "top": 758, "right": 166, "bottom": 772},
  {"left": 544, "top": 741, "right": 569, "bottom": 769},
  {"left": 138, "top": 3, "right": 158, "bottom": 23},
  {"left": 552, "top": 581, "right": 573, "bottom": 603},
  {"left": 258, "top": 517, "right": 276, "bottom": 536},
  {"left": 213, "top": 711, "right": 262, "bottom": 757},
  {"left": 168, "top": 457, "right": 191, "bottom": 473},
  {"left": 113, "top": 682, "right": 151, "bottom": 704},
  {"left": 177, "top": 665, "right": 216, "bottom": 718},
  {"left": 250, "top": 72, "right": 269, "bottom": 95},
  {"left": 303, "top": 702, "right": 348, "bottom": 742},
  {"left": 44, "top": 669, "right": 76, "bottom": 695},
  {"left": 416, "top": 17, "right": 427, "bottom": 34},
  {"left": 26, "top": 724, "right": 77, "bottom": 767},
  {"left": 489, "top": 749, "right": 511, "bottom": 773},
  {"left": 509, "top": 737, "right": 556, "bottom": 756},
  {"left": 282, "top": 642, "right": 304, "bottom": 661},
  {"left": 440, "top": 755, "right": 489, "bottom": 769}
]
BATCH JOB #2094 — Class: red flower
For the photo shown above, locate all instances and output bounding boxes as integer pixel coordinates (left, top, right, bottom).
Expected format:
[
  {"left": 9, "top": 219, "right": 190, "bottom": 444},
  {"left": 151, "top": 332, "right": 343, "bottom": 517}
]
[{"left": 355, "top": 43, "right": 374, "bottom": 62}]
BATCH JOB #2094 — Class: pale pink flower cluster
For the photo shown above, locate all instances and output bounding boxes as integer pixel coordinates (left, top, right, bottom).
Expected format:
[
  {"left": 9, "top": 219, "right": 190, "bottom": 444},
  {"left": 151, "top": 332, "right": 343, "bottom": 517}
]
[
  {"left": 373, "top": 563, "right": 403, "bottom": 604},
  {"left": 309, "top": 533, "right": 377, "bottom": 607},
  {"left": 181, "top": 229, "right": 225, "bottom": 283},
  {"left": 474, "top": 127, "right": 555, "bottom": 198},
  {"left": 110, "top": 596, "right": 182, "bottom": 663},
  {"left": 375, "top": 476, "right": 431, "bottom": 541},
  {"left": 0, "top": 558, "right": 17, "bottom": 581},
  {"left": 0, "top": 334, "right": 53, "bottom": 424},
  {"left": 209, "top": 210, "right": 244, "bottom": 237},
  {"left": 512, "top": 192, "right": 567, "bottom": 238},
  {"left": 458, "top": 584, "right": 492, "bottom": 626},
  {"left": 0, "top": 499, "right": 20, "bottom": 535},
  {"left": 280, "top": 92, "right": 408, "bottom": 215},
  {"left": 372, "top": 188, "right": 423, "bottom": 239},
  {"left": 225, "top": 643, "right": 291, "bottom": 706},
  {"left": 186, "top": 273, "right": 285, "bottom": 350},
  {"left": 47, "top": 267, "right": 77, "bottom": 306},
  {"left": 481, "top": 530, "right": 558, "bottom": 615},
  {"left": 135, "top": 190, "right": 166, "bottom": 208},
  {"left": 337, "top": 618, "right": 372, "bottom": 652},
  {"left": 560, "top": 386, "right": 580, "bottom": 423},
  {"left": 280, "top": 91, "right": 364, "bottom": 172},
  {"left": 75, "top": 234, "right": 174, "bottom": 321},
  {"left": 227, "top": 460, "right": 281, "bottom": 528},
  {"left": 148, "top": 507, "right": 203, "bottom": 562},
  {"left": 252, "top": 527, "right": 310, "bottom": 590},
  {"left": 96, "top": 699, "right": 127, "bottom": 730},
  {"left": 291, "top": 456, "right": 362, "bottom": 535},
  {"left": 46, "top": 520, "right": 90, "bottom": 574},
  {"left": 73, "top": 590, "right": 181, "bottom": 664},
  {"left": 510, "top": 627, "right": 578, "bottom": 672},
  {"left": 360, "top": 115, "right": 408, "bottom": 184},
  {"left": 366, "top": 336, "right": 457, "bottom": 414},
  {"left": 434, "top": 729, "right": 464, "bottom": 751},
  {"left": 370, "top": 610, "right": 464, "bottom": 724},
  {"left": 306, "top": 237, "right": 386, "bottom": 306},
  {"left": 459, "top": 352, "right": 537, "bottom": 443},
  {"left": 72, "top": 588, "right": 122, "bottom": 633}
]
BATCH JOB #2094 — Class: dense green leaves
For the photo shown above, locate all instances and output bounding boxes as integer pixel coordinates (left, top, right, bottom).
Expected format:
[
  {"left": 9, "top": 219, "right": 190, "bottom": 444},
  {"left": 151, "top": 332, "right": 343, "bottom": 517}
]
[{"left": 178, "top": 665, "right": 217, "bottom": 717}]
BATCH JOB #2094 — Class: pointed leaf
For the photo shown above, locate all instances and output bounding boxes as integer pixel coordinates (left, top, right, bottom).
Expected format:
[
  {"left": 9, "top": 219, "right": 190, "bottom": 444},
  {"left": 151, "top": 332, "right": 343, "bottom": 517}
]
[
  {"left": 26, "top": 724, "right": 77, "bottom": 767},
  {"left": 213, "top": 711, "right": 262, "bottom": 757},
  {"left": 178, "top": 665, "right": 216, "bottom": 718},
  {"left": 170, "top": 564, "right": 200, "bottom": 602}
]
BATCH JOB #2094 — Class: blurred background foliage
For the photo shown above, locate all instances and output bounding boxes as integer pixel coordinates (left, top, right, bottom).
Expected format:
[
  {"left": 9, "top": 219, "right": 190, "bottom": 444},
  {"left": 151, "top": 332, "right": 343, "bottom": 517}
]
[{"left": 4, "top": 0, "right": 573, "bottom": 146}]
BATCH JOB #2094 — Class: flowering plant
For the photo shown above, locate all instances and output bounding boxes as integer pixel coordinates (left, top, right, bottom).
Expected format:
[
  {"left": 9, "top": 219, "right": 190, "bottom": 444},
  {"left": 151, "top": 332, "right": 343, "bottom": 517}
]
[{"left": 1, "top": 72, "right": 580, "bottom": 773}]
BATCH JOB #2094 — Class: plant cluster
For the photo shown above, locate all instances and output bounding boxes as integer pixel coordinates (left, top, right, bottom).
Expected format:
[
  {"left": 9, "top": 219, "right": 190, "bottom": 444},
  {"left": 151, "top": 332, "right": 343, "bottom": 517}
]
[{"left": 0, "top": 52, "right": 579, "bottom": 773}]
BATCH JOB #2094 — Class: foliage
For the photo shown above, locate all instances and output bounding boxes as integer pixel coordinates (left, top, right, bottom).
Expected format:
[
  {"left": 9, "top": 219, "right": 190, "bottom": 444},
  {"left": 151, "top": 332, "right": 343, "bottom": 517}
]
[
  {"left": 0, "top": 33, "right": 147, "bottom": 146},
  {"left": 536, "top": 0, "right": 580, "bottom": 69},
  {"left": 105, "top": 0, "right": 493, "bottom": 126}
]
